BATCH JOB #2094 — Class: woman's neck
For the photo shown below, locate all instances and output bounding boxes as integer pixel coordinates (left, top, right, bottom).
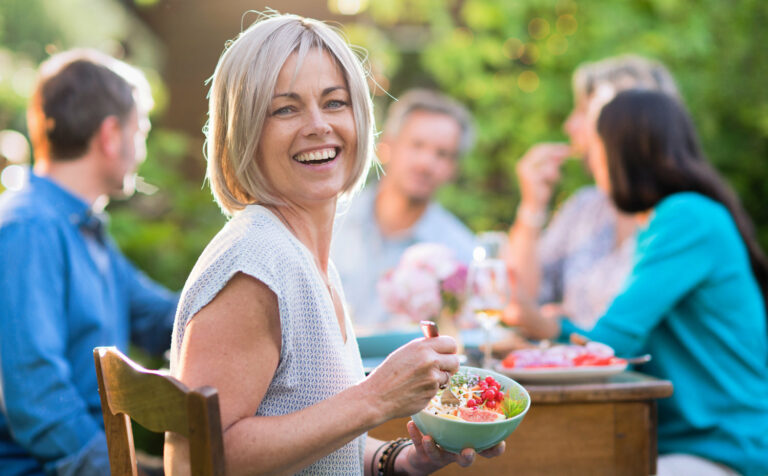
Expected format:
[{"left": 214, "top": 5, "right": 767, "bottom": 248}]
[{"left": 267, "top": 201, "right": 336, "bottom": 274}]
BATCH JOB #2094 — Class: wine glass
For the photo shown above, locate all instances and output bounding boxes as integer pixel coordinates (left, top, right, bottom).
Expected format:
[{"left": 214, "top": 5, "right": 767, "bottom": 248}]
[{"left": 465, "top": 258, "right": 509, "bottom": 368}]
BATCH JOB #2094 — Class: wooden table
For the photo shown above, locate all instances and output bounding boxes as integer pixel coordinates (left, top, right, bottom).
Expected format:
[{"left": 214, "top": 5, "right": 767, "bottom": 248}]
[{"left": 369, "top": 372, "right": 673, "bottom": 476}]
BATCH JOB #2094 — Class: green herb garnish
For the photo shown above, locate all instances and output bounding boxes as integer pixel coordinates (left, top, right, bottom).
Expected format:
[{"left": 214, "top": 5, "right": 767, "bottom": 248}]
[
  {"left": 450, "top": 372, "right": 479, "bottom": 388},
  {"left": 501, "top": 394, "right": 526, "bottom": 418}
]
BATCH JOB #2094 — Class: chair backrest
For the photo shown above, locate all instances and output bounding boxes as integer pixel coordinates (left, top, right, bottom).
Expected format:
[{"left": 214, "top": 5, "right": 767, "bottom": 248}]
[{"left": 93, "top": 346, "right": 225, "bottom": 476}]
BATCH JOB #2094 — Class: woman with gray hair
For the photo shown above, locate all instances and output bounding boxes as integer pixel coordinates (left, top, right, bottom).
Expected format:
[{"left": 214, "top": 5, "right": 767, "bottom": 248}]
[
  {"left": 506, "top": 55, "right": 681, "bottom": 331},
  {"left": 166, "top": 12, "right": 502, "bottom": 475}
]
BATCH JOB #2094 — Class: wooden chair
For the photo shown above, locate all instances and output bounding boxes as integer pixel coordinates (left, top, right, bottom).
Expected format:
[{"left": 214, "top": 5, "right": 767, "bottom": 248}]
[{"left": 93, "top": 346, "right": 225, "bottom": 476}]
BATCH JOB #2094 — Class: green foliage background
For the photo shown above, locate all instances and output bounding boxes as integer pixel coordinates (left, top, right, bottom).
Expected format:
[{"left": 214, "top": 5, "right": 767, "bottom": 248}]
[
  {"left": 0, "top": 0, "right": 765, "bottom": 460},
  {"left": 1, "top": 0, "right": 767, "bottom": 289}
]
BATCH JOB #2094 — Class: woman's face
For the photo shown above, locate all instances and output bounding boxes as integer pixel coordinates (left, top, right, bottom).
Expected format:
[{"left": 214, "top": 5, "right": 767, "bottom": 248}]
[
  {"left": 257, "top": 48, "right": 357, "bottom": 208},
  {"left": 589, "top": 131, "right": 611, "bottom": 194},
  {"left": 563, "top": 92, "right": 590, "bottom": 157}
]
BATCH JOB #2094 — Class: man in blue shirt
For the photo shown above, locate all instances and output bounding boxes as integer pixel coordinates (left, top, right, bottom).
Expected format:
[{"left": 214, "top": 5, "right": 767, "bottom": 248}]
[
  {"left": 332, "top": 89, "right": 477, "bottom": 332},
  {"left": 0, "top": 49, "right": 178, "bottom": 475}
]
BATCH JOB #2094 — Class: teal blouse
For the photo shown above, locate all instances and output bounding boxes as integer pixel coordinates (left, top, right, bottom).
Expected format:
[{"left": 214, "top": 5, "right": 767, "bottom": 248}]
[{"left": 560, "top": 192, "right": 768, "bottom": 475}]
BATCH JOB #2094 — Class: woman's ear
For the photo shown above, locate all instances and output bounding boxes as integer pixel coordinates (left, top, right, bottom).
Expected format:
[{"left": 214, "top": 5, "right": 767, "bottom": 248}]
[{"left": 376, "top": 140, "right": 391, "bottom": 165}]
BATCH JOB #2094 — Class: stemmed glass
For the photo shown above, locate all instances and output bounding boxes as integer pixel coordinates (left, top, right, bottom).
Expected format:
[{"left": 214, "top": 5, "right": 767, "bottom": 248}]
[{"left": 465, "top": 258, "right": 509, "bottom": 369}]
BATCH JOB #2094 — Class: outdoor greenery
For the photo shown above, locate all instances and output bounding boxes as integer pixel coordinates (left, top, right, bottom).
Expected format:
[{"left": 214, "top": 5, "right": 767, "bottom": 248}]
[
  {"left": 0, "top": 0, "right": 765, "bottom": 461},
  {"left": 1, "top": 0, "right": 766, "bottom": 288}
]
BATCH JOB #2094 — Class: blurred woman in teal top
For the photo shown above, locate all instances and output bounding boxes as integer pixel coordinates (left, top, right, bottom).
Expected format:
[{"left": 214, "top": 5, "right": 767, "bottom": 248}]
[{"left": 517, "top": 90, "right": 768, "bottom": 476}]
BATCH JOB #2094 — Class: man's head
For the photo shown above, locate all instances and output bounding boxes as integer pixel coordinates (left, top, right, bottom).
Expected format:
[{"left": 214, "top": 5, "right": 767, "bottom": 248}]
[
  {"left": 27, "top": 49, "right": 152, "bottom": 196},
  {"left": 378, "top": 89, "right": 473, "bottom": 203}
]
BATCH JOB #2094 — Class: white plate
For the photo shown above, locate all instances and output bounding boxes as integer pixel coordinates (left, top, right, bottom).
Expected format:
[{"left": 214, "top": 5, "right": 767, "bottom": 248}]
[{"left": 495, "top": 362, "right": 628, "bottom": 383}]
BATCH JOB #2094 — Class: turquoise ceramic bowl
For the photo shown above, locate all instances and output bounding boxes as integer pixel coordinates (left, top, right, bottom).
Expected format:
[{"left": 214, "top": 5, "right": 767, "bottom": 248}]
[
  {"left": 411, "top": 366, "right": 530, "bottom": 454},
  {"left": 356, "top": 330, "right": 422, "bottom": 358}
]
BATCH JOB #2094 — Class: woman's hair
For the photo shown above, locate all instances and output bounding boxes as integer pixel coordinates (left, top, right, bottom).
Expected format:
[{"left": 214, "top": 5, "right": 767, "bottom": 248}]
[
  {"left": 382, "top": 88, "right": 474, "bottom": 158},
  {"left": 597, "top": 89, "right": 768, "bottom": 306},
  {"left": 205, "top": 12, "right": 375, "bottom": 215},
  {"left": 573, "top": 54, "right": 680, "bottom": 100}
]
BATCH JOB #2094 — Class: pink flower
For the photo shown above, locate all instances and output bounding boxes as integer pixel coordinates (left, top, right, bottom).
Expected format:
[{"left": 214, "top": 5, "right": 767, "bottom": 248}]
[
  {"left": 441, "top": 264, "right": 467, "bottom": 295},
  {"left": 378, "top": 243, "right": 467, "bottom": 322}
]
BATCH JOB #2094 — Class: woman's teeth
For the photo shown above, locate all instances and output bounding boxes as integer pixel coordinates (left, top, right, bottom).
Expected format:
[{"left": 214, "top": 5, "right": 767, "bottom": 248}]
[{"left": 294, "top": 148, "right": 337, "bottom": 163}]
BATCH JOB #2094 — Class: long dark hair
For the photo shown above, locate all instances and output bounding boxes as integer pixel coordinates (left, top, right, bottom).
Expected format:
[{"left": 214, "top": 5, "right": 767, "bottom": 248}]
[{"left": 597, "top": 89, "right": 768, "bottom": 312}]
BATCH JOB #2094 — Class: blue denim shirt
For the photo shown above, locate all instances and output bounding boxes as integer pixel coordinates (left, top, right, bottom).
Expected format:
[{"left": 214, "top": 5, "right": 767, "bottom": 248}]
[
  {"left": 0, "top": 173, "right": 178, "bottom": 475},
  {"left": 331, "top": 185, "right": 476, "bottom": 331}
]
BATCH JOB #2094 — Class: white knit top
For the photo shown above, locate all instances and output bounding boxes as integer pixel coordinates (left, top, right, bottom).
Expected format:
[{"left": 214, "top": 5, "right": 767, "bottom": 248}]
[{"left": 170, "top": 205, "right": 366, "bottom": 475}]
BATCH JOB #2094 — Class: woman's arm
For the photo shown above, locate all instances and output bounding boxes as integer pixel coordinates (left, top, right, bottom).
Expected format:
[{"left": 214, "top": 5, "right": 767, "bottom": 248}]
[
  {"left": 507, "top": 143, "right": 571, "bottom": 299},
  {"left": 517, "top": 198, "right": 715, "bottom": 356},
  {"left": 167, "top": 272, "right": 459, "bottom": 476}
]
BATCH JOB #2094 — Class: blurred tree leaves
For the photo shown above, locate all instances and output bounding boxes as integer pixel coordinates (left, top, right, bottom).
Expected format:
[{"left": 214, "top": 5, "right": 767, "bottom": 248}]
[
  {"left": 346, "top": 0, "right": 768, "bottom": 241},
  {"left": 1, "top": 0, "right": 766, "bottom": 287}
]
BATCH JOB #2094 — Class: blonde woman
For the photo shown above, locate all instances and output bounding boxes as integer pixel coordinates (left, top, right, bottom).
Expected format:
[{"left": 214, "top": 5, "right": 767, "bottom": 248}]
[{"left": 166, "top": 13, "right": 503, "bottom": 476}]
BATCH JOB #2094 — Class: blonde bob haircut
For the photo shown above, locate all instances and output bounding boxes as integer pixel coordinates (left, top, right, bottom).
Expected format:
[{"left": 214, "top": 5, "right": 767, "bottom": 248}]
[{"left": 205, "top": 12, "right": 375, "bottom": 215}]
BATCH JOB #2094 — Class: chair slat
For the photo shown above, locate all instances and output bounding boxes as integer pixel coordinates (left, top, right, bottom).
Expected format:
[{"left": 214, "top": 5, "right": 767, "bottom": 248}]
[{"left": 94, "top": 346, "right": 226, "bottom": 476}]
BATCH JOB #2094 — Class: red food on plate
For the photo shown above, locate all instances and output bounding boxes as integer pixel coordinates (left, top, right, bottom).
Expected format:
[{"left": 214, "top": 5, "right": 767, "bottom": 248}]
[{"left": 501, "top": 342, "right": 627, "bottom": 369}]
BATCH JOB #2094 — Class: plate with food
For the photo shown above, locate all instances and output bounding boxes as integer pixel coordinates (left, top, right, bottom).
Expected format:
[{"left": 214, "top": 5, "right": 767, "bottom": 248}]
[
  {"left": 411, "top": 366, "right": 530, "bottom": 453},
  {"left": 495, "top": 342, "right": 628, "bottom": 383}
]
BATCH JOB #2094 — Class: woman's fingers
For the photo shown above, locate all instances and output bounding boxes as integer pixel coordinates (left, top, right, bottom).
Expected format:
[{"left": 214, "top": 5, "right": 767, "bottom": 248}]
[
  {"left": 478, "top": 441, "right": 506, "bottom": 458},
  {"left": 456, "top": 448, "right": 476, "bottom": 467}
]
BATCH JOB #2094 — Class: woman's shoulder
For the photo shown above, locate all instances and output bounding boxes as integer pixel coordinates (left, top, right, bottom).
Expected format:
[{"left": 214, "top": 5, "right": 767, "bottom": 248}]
[
  {"left": 182, "top": 207, "right": 304, "bottom": 299},
  {"left": 655, "top": 192, "right": 729, "bottom": 224}
]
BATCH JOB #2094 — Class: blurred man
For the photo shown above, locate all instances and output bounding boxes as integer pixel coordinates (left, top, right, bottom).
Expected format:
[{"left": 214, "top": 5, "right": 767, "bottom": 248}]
[
  {"left": 0, "top": 49, "right": 177, "bottom": 475},
  {"left": 332, "top": 89, "right": 476, "bottom": 331}
]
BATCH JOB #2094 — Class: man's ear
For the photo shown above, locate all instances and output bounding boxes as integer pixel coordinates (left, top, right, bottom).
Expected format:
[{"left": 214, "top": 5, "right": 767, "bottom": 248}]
[{"left": 93, "top": 116, "right": 122, "bottom": 159}]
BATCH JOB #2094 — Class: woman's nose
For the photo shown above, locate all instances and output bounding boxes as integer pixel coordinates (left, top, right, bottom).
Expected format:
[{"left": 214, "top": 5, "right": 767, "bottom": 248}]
[{"left": 304, "top": 108, "right": 332, "bottom": 136}]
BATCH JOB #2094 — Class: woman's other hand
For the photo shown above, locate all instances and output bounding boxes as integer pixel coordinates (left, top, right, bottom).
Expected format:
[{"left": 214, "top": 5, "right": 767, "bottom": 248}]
[
  {"left": 396, "top": 421, "right": 506, "bottom": 475},
  {"left": 363, "top": 336, "right": 460, "bottom": 422},
  {"left": 516, "top": 143, "right": 572, "bottom": 212}
]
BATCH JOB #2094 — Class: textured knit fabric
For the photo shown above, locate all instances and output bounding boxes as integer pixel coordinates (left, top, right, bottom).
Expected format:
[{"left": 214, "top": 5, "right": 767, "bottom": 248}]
[
  {"left": 539, "top": 186, "right": 635, "bottom": 328},
  {"left": 560, "top": 192, "right": 768, "bottom": 476},
  {"left": 171, "top": 205, "right": 366, "bottom": 475},
  {"left": 332, "top": 184, "right": 477, "bottom": 332},
  {"left": 0, "top": 172, "right": 178, "bottom": 476}
]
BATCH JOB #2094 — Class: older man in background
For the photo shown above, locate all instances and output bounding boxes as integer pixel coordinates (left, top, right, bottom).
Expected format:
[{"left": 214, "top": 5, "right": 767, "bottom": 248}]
[
  {"left": 332, "top": 89, "right": 476, "bottom": 332},
  {"left": 0, "top": 49, "right": 177, "bottom": 475}
]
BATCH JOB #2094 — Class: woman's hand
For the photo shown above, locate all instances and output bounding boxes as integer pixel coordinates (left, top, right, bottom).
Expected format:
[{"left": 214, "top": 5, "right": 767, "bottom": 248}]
[
  {"left": 396, "top": 421, "right": 505, "bottom": 475},
  {"left": 363, "top": 336, "right": 460, "bottom": 422},
  {"left": 516, "top": 143, "right": 572, "bottom": 212},
  {"left": 503, "top": 268, "right": 561, "bottom": 340}
]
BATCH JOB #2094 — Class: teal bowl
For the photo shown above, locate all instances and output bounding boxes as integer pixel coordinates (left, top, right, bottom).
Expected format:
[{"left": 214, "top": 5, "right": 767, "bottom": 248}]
[{"left": 411, "top": 366, "right": 530, "bottom": 453}]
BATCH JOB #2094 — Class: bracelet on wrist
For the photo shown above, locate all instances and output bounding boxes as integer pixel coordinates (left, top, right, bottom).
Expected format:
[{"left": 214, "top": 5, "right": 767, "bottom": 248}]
[
  {"left": 371, "top": 440, "right": 389, "bottom": 476},
  {"left": 387, "top": 440, "right": 414, "bottom": 476},
  {"left": 517, "top": 205, "right": 547, "bottom": 228},
  {"left": 377, "top": 438, "right": 409, "bottom": 476}
]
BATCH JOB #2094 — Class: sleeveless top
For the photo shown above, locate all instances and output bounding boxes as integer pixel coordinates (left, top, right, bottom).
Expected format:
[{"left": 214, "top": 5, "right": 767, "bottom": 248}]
[{"left": 170, "top": 205, "right": 366, "bottom": 475}]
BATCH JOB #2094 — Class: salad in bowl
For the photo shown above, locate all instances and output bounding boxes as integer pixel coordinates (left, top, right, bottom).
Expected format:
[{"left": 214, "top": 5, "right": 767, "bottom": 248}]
[{"left": 412, "top": 366, "right": 530, "bottom": 453}]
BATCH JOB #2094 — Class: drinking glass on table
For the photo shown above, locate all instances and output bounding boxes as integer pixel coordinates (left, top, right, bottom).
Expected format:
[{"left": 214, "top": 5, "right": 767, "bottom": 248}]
[{"left": 465, "top": 257, "right": 509, "bottom": 368}]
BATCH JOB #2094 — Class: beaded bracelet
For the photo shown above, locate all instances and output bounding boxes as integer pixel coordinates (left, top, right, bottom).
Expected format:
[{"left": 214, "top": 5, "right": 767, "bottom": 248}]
[
  {"left": 377, "top": 438, "right": 409, "bottom": 476},
  {"left": 371, "top": 440, "right": 389, "bottom": 476},
  {"left": 385, "top": 440, "right": 414, "bottom": 476}
]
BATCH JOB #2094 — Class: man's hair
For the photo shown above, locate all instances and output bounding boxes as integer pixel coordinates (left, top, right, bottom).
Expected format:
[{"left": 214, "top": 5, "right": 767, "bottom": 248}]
[
  {"left": 573, "top": 54, "right": 679, "bottom": 100},
  {"left": 205, "top": 12, "right": 375, "bottom": 216},
  {"left": 382, "top": 88, "right": 474, "bottom": 158},
  {"left": 27, "top": 49, "right": 151, "bottom": 161}
]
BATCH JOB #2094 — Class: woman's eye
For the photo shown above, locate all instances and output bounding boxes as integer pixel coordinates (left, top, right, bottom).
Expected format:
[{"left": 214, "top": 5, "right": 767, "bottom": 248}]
[
  {"left": 272, "top": 106, "right": 295, "bottom": 116},
  {"left": 326, "top": 99, "right": 348, "bottom": 109}
]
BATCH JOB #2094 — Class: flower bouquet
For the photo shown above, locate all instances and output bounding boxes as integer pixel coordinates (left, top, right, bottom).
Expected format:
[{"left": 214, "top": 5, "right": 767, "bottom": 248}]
[{"left": 378, "top": 243, "right": 468, "bottom": 328}]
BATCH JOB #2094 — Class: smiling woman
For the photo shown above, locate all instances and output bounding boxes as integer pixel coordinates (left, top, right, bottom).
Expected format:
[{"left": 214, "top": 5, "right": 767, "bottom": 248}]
[
  {"left": 257, "top": 49, "right": 358, "bottom": 208},
  {"left": 165, "top": 11, "right": 503, "bottom": 476}
]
